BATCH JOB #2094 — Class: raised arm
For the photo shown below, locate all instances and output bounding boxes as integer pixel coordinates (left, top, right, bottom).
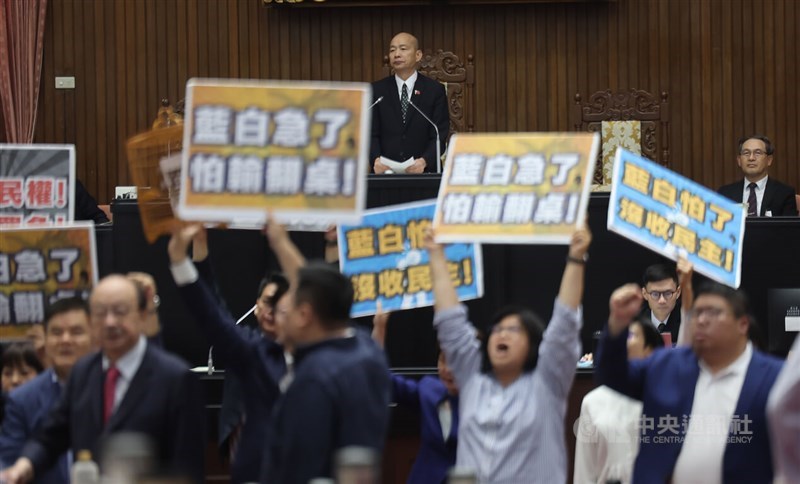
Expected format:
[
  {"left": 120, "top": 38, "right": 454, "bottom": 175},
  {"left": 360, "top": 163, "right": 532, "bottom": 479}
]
[
  {"left": 427, "top": 230, "right": 480, "bottom": 388},
  {"left": 265, "top": 215, "right": 306, "bottom": 288},
  {"left": 676, "top": 258, "right": 694, "bottom": 346},
  {"left": 167, "top": 225, "right": 265, "bottom": 369},
  {"left": 595, "top": 283, "right": 647, "bottom": 399},
  {"left": 558, "top": 228, "right": 591, "bottom": 309},
  {"left": 371, "top": 305, "right": 423, "bottom": 409},
  {"left": 428, "top": 231, "right": 458, "bottom": 312},
  {"left": 537, "top": 228, "right": 591, "bottom": 398},
  {"left": 371, "top": 303, "right": 389, "bottom": 349}
]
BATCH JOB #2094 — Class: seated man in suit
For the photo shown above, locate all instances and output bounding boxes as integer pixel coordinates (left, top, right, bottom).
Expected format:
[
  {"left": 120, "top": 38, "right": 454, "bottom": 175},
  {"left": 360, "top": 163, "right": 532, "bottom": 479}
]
[
  {"left": 596, "top": 281, "right": 784, "bottom": 483},
  {"left": 718, "top": 135, "right": 798, "bottom": 216},
  {"left": 1, "top": 275, "right": 205, "bottom": 483},
  {"left": 0, "top": 297, "right": 94, "bottom": 483},
  {"left": 370, "top": 32, "right": 449, "bottom": 174},
  {"left": 639, "top": 263, "right": 681, "bottom": 344}
]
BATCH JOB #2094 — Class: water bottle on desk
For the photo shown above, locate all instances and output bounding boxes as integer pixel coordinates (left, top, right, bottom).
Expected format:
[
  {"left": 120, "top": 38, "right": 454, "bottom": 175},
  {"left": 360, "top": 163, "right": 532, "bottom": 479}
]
[{"left": 71, "top": 450, "right": 99, "bottom": 484}]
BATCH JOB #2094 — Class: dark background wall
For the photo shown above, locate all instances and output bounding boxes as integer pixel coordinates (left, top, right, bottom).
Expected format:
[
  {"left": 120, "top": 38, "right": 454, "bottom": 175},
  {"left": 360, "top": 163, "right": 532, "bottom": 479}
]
[{"left": 33, "top": 0, "right": 800, "bottom": 203}]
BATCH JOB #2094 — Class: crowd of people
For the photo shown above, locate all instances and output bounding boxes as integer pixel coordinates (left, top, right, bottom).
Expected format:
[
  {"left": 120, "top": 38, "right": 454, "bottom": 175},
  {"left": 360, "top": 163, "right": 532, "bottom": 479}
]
[{"left": 0, "top": 30, "right": 798, "bottom": 484}]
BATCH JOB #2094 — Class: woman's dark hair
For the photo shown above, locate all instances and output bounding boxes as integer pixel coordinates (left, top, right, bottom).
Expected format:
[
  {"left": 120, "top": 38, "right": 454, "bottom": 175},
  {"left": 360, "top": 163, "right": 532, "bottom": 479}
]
[
  {"left": 1, "top": 342, "right": 44, "bottom": 376},
  {"left": 631, "top": 317, "right": 665, "bottom": 351},
  {"left": 480, "top": 305, "right": 546, "bottom": 374}
]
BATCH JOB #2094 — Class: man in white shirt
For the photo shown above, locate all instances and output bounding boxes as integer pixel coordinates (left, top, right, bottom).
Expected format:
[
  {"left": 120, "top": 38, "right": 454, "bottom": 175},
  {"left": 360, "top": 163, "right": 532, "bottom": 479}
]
[
  {"left": 718, "top": 135, "right": 798, "bottom": 216},
  {"left": 595, "top": 281, "right": 783, "bottom": 483},
  {"left": 767, "top": 334, "right": 800, "bottom": 483}
]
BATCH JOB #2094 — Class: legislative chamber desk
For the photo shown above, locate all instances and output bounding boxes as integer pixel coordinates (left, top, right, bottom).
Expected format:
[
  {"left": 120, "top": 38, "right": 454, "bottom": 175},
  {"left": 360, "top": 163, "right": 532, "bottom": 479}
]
[{"left": 106, "top": 174, "right": 800, "bottom": 483}]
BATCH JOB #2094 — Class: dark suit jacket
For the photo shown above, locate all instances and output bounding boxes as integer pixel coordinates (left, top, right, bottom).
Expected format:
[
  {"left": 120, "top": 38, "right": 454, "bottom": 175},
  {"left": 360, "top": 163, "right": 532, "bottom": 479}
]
[
  {"left": 595, "top": 329, "right": 783, "bottom": 483},
  {"left": 392, "top": 375, "right": 458, "bottom": 484},
  {"left": 21, "top": 344, "right": 205, "bottom": 483},
  {"left": 177, "top": 275, "right": 285, "bottom": 483},
  {"left": 638, "top": 304, "right": 681, "bottom": 344},
  {"left": 718, "top": 178, "right": 798, "bottom": 216},
  {"left": 369, "top": 73, "right": 449, "bottom": 172},
  {"left": 0, "top": 369, "right": 68, "bottom": 484},
  {"left": 74, "top": 180, "right": 109, "bottom": 224}
]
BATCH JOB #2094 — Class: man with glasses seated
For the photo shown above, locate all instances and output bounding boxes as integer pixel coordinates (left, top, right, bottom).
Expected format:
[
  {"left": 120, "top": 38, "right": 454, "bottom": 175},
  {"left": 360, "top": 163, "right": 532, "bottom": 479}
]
[
  {"left": 718, "top": 134, "right": 798, "bottom": 216},
  {"left": 639, "top": 263, "right": 681, "bottom": 345},
  {"left": 595, "top": 281, "right": 784, "bottom": 483}
]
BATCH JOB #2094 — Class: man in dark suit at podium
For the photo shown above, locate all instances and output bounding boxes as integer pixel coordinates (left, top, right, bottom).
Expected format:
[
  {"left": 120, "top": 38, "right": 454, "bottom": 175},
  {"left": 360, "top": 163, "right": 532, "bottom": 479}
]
[
  {"left": 370, "top": 32, "right": 449, "bottom": 174},
  {"left": 718, "top": 135, "right": 798, "bottom": 217}
]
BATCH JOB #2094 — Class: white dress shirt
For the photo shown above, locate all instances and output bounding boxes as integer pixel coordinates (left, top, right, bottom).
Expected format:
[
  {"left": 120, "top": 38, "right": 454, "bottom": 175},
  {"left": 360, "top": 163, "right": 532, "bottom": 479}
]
[
  {"left": 395, "top": 71, "right": 418, "bottom": 101},
  {"left": 672, "top": 342, "right": 753, "bottom": 484},
  {"left": 438, "top": 399, "right": 453, "bottom": 441},
  {"left": 741, "top": 175, "right": 768, "bottom": 215},
  {"left": 767, "top": 334, "right": 800, "bottom": 483},
  {"left": 574, "top": 385, "right": 643, "bottom": 484},
  {"left": 650, "top": 311, "right": 670, "bottom": 330},
  {"left": 102, "top": 335, "right": 148, "bottom": 414}
]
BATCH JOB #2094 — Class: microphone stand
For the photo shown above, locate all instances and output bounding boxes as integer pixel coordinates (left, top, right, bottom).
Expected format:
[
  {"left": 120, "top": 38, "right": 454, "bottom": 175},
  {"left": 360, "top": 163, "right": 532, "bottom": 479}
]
[
  {"left": 408, "top": 99, "right": 441, "bottom": 173},
  {"left": 368, "top": 96, "right": 384, "bottom": 111},
  {"left": 207, "top": 304, "right": 258, "bottom": 375}
]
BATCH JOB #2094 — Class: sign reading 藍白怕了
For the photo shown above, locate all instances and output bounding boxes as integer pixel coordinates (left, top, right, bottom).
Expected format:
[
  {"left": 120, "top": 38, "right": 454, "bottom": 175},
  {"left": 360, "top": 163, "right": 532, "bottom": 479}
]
[
  {"left": 608, "top": 148, "right": 746, "bottom": 288},
  {"left": 338, "top": 200, "right": 483, "bottom": 318}
]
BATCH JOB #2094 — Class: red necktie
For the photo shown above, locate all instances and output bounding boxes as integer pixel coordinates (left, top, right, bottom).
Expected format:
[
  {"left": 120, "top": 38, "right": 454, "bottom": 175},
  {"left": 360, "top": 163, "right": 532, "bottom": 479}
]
[{"left": 104, "top": 366, "right": 120, "bottom": 424}]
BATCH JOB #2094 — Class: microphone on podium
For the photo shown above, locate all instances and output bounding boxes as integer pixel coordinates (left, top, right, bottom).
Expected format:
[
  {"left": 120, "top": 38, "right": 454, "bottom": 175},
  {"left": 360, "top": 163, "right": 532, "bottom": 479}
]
[
  {"left": 207, "top": 304, "right": 257, "bottom": 375},
  {"left": 407, "top": 99, "right": 441, "bottom": 173},
  {"left": 368, "top": 96, "right": 384, "bottom": 110}
]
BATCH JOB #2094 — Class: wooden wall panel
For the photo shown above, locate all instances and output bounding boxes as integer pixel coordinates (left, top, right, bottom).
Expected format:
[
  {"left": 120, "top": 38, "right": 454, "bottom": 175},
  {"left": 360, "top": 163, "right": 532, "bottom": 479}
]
[{"left": 33, "top": 0, "right": 800, "bottom": 204}]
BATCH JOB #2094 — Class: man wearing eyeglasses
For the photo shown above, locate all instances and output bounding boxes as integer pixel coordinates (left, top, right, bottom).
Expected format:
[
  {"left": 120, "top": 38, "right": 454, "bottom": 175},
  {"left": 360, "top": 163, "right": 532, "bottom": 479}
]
[
  {"left": 1, "top": 275, "right": 205, "bottom": 484},
  {"left": 718, "top": 135, "right": 798, "bottom": 217},
  {"left": 639, "top": 263, "right": 681, "bottom": 345},
  {"left": 596, "top": 281, "right": 784, "bottom": 483}
]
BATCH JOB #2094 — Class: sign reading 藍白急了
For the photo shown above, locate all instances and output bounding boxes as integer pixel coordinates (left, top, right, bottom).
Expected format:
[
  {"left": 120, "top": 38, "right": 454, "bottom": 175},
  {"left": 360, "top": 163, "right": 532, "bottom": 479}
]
[
  {"left": 433, "top": 133, "right": 599, "bottom": 244},
  {"left": 0, "top": 144, "right": 75, "bottom": 226},
  {"left": 608, "top": 148, "right": 746, "bottom": 288},
  {"left": 0, "top": 222, "right": 98, "bottom": 338},
  {"left": 338, "top": 200, "right": 483, "bottom": 318},
  {"left": 177, "top": 79, "right": 371, "bottom": 226}
]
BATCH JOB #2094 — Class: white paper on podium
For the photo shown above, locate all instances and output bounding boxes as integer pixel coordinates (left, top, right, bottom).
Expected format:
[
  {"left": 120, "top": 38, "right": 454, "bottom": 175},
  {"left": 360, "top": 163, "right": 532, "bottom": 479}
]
[{"left": 379, "top": 156, "right": 415, "bottom": 173}]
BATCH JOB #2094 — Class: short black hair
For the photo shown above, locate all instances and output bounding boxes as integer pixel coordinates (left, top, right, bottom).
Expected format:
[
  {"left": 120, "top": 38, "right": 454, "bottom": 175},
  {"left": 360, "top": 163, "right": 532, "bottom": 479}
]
[
  {"left": 631, "top": 316, "right": 665, "bottom": 351},
  {"left": 480, "top": 305, "right": 546, "bottom": 375},
  {"left": 694, "top": 281, "right": 749, "bottom": 319},
  {"left": 1, "top": 342, "right": 44, "bottom": 375},
  {"left": 257, "top": 272, "right": 290, "bottom": 306},
  {"left": 642, "top": 263, "right": 678, "bottom": 287},
  {"left": 44, "top": 297, "right": 89, "bottom": 331},
  {"left": 294, "top": 262, "right": 353, "bottom": 327},
  {"left": 738, "top": 134, "right": 774, "bottom": 155}
]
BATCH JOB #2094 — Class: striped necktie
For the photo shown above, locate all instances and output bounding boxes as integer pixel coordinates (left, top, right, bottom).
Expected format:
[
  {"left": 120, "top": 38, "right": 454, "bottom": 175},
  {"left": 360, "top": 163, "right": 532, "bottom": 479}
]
[{"left": 400, "top": 84, "right": 409, "bottom": 122}]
